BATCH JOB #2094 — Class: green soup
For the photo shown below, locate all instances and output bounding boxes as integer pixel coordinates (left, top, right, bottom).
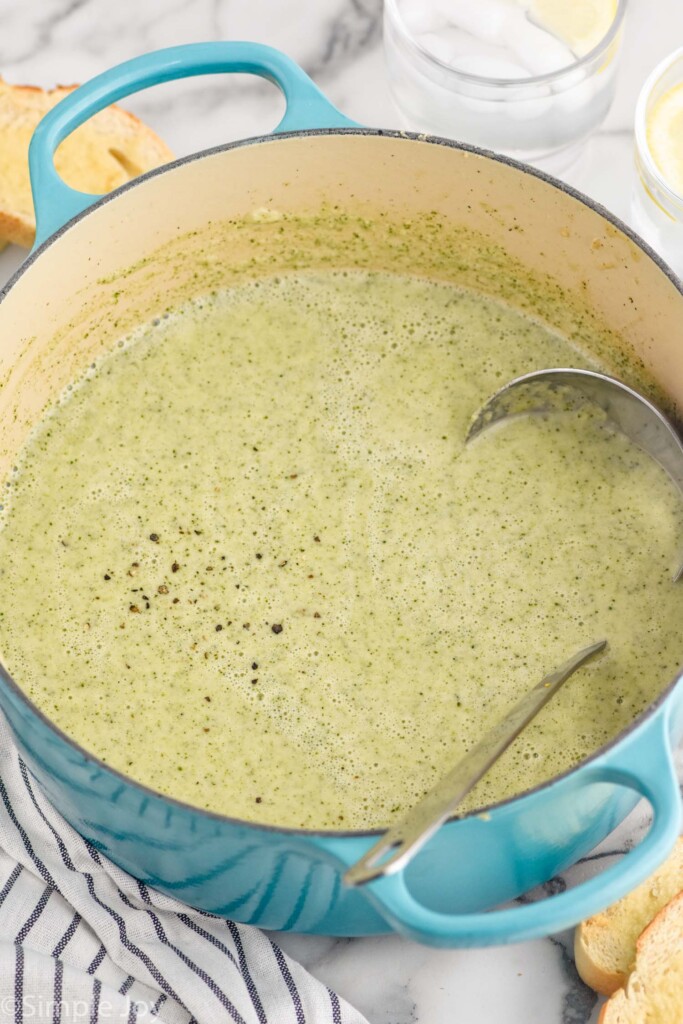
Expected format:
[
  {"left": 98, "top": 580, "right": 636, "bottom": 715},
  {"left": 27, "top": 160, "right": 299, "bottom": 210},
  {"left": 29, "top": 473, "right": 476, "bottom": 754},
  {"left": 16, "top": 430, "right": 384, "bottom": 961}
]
[{"left": 0, "top": 270, "right": 680, "bottom": 829}]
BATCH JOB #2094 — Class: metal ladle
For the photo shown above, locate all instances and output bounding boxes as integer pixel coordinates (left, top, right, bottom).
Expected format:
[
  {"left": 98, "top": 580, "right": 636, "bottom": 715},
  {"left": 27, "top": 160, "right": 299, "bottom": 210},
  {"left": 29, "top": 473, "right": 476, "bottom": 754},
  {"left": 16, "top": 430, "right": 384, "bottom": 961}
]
[
  {"left": 466, "top": 368, "right": 683, "bottom": 583},
  {"left": 345, "top": 368, "right": 683, "bottom": 888}
]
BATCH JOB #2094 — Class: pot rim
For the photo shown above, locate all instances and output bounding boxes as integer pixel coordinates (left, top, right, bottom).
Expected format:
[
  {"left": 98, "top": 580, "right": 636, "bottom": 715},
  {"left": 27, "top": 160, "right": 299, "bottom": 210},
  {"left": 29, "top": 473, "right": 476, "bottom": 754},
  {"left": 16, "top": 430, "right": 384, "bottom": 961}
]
[{"left": 1, "top": 126, "right": 681, "bottom": 840}]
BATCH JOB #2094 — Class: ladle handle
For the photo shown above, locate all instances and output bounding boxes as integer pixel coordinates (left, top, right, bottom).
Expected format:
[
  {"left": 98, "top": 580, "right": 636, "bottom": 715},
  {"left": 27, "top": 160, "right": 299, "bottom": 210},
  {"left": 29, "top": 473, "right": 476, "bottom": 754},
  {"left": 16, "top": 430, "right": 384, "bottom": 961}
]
[
  {"left": 28, "top": 42, "right": 358, "bottom": 249},
  {"left": 345, "top": 640, "right": 607, "bottom": 887},
  {"left": 346, "top": 708, "right": 681, "bottom": 947}
]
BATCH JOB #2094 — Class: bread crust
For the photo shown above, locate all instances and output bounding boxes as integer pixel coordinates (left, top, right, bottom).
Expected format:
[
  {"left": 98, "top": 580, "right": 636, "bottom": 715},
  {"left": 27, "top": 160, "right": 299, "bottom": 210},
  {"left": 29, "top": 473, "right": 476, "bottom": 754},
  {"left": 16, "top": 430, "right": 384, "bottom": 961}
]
[
  {"left": 575, "top": 837, "right": 683, "bottom": 996},
  {"left": 598, "top": 890, "right": 683, "bottom": 1024},
  {"left": 575, "top": 924, "right": 626, "bottom": 997},
  {"left": 0, "top": 76, "right": 173, "bottom": 248}
]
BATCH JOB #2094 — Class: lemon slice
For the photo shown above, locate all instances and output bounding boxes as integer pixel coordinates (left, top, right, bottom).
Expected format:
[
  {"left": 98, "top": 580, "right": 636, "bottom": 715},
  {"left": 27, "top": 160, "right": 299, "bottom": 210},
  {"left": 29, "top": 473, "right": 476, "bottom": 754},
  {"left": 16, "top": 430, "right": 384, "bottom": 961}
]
[
  {"left": 528, "top": 0, "right": 618, "bottom": 57},
  {"left": 647, "top": 82, "right": 683, "bottom": 196}
]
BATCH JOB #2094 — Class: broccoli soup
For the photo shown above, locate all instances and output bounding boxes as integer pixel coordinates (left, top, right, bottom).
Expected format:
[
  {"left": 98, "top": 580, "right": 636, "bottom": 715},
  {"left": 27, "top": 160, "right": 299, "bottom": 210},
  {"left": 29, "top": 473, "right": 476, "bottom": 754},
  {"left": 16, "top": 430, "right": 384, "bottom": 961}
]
[{"left": 0, "top": 271, "right": 681, "bottom": 829}]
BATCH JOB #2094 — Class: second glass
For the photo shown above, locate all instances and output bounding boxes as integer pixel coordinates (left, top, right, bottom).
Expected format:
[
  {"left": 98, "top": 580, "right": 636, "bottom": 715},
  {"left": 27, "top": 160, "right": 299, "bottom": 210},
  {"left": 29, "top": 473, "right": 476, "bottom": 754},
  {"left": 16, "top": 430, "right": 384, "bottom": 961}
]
[{"left": 631, "top": 47, "right": 683, "bottom": 279}]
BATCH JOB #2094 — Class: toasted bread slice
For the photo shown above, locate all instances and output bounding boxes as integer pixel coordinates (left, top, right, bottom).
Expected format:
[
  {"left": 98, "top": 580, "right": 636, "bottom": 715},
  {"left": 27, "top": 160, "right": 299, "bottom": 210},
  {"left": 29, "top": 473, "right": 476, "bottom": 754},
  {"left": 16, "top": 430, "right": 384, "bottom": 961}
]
[
  {"left": 574, "top": 837, "right": 683, "bottom": 996},
  {"left": 0, "top": 78, "right": 173, "bottom": 248},
  {"left": 598, "top": 890, "right": 683, "bottom": 1024}
]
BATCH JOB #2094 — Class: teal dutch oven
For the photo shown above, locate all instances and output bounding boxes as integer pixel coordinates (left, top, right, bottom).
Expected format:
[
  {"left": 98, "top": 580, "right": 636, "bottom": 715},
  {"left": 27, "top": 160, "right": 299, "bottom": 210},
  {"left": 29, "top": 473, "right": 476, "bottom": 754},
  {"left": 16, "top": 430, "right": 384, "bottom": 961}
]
[{"left": 0, "top": 42, "right": 681, "bottom": 947}]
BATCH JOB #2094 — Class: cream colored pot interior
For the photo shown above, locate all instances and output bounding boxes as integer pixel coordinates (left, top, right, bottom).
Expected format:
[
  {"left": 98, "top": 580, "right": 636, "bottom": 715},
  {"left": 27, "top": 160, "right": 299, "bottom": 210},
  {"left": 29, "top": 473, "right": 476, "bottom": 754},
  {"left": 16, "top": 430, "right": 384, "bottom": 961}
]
[{"left": 1, "top": 133, "right": 681, "bottom": 480}]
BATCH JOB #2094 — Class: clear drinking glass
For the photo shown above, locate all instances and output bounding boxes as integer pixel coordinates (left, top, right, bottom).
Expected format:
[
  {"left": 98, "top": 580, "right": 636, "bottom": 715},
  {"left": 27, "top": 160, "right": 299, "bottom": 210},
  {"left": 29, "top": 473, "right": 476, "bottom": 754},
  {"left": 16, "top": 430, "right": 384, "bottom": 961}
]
[
  {"left": 632, "top": 48, "right": 683, "bottom": 279},
  {"left": 384, "top": 0, "right": 627, "bottom": 175}
]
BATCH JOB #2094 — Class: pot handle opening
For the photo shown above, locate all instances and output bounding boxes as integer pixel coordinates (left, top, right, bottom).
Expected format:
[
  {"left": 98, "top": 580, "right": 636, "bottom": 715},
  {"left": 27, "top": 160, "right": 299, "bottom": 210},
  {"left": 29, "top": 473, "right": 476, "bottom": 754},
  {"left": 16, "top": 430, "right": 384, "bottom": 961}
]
[
  {"left": 28, "top": 41, "right": 359, "bottom": 249},
  {"left": 355, "top": 712, "right": 681, "bottom": 947}
]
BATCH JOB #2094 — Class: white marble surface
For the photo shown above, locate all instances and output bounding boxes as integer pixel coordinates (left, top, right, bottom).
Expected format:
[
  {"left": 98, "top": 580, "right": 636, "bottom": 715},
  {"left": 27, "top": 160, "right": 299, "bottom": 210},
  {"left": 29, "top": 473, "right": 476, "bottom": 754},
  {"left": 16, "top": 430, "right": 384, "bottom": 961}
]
[{"left": 1, "top": 1, "right": 682, "bottom": 1022}]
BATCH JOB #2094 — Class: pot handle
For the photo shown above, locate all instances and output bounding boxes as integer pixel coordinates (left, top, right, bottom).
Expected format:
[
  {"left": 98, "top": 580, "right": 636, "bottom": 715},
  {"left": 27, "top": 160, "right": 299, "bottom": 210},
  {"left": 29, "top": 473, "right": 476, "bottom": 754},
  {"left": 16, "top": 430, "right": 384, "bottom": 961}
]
[
  {"left": 356, "top": 711, "right": 681, "bottom": 947},
  {"left": 29, "top": 41, "right": 359, "bottom": 249}
]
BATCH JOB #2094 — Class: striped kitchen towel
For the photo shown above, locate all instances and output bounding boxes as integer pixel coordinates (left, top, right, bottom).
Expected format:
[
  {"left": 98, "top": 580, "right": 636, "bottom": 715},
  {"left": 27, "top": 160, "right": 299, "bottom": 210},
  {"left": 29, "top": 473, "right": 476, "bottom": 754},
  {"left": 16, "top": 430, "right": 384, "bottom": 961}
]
[{"left": 0, "top": 713, "right": 368, "bottom": 1023}]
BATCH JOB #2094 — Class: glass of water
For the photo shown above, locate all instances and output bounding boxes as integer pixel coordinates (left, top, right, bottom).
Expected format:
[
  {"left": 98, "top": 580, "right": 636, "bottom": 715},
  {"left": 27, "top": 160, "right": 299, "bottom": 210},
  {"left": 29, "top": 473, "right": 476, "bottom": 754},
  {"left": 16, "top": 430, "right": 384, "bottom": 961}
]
[
  {"left": 384, "top": 0, "right": 627, "bottom": 175},
  {"left": 631, "top": 47, "right": 683, "bottom": 279}
]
